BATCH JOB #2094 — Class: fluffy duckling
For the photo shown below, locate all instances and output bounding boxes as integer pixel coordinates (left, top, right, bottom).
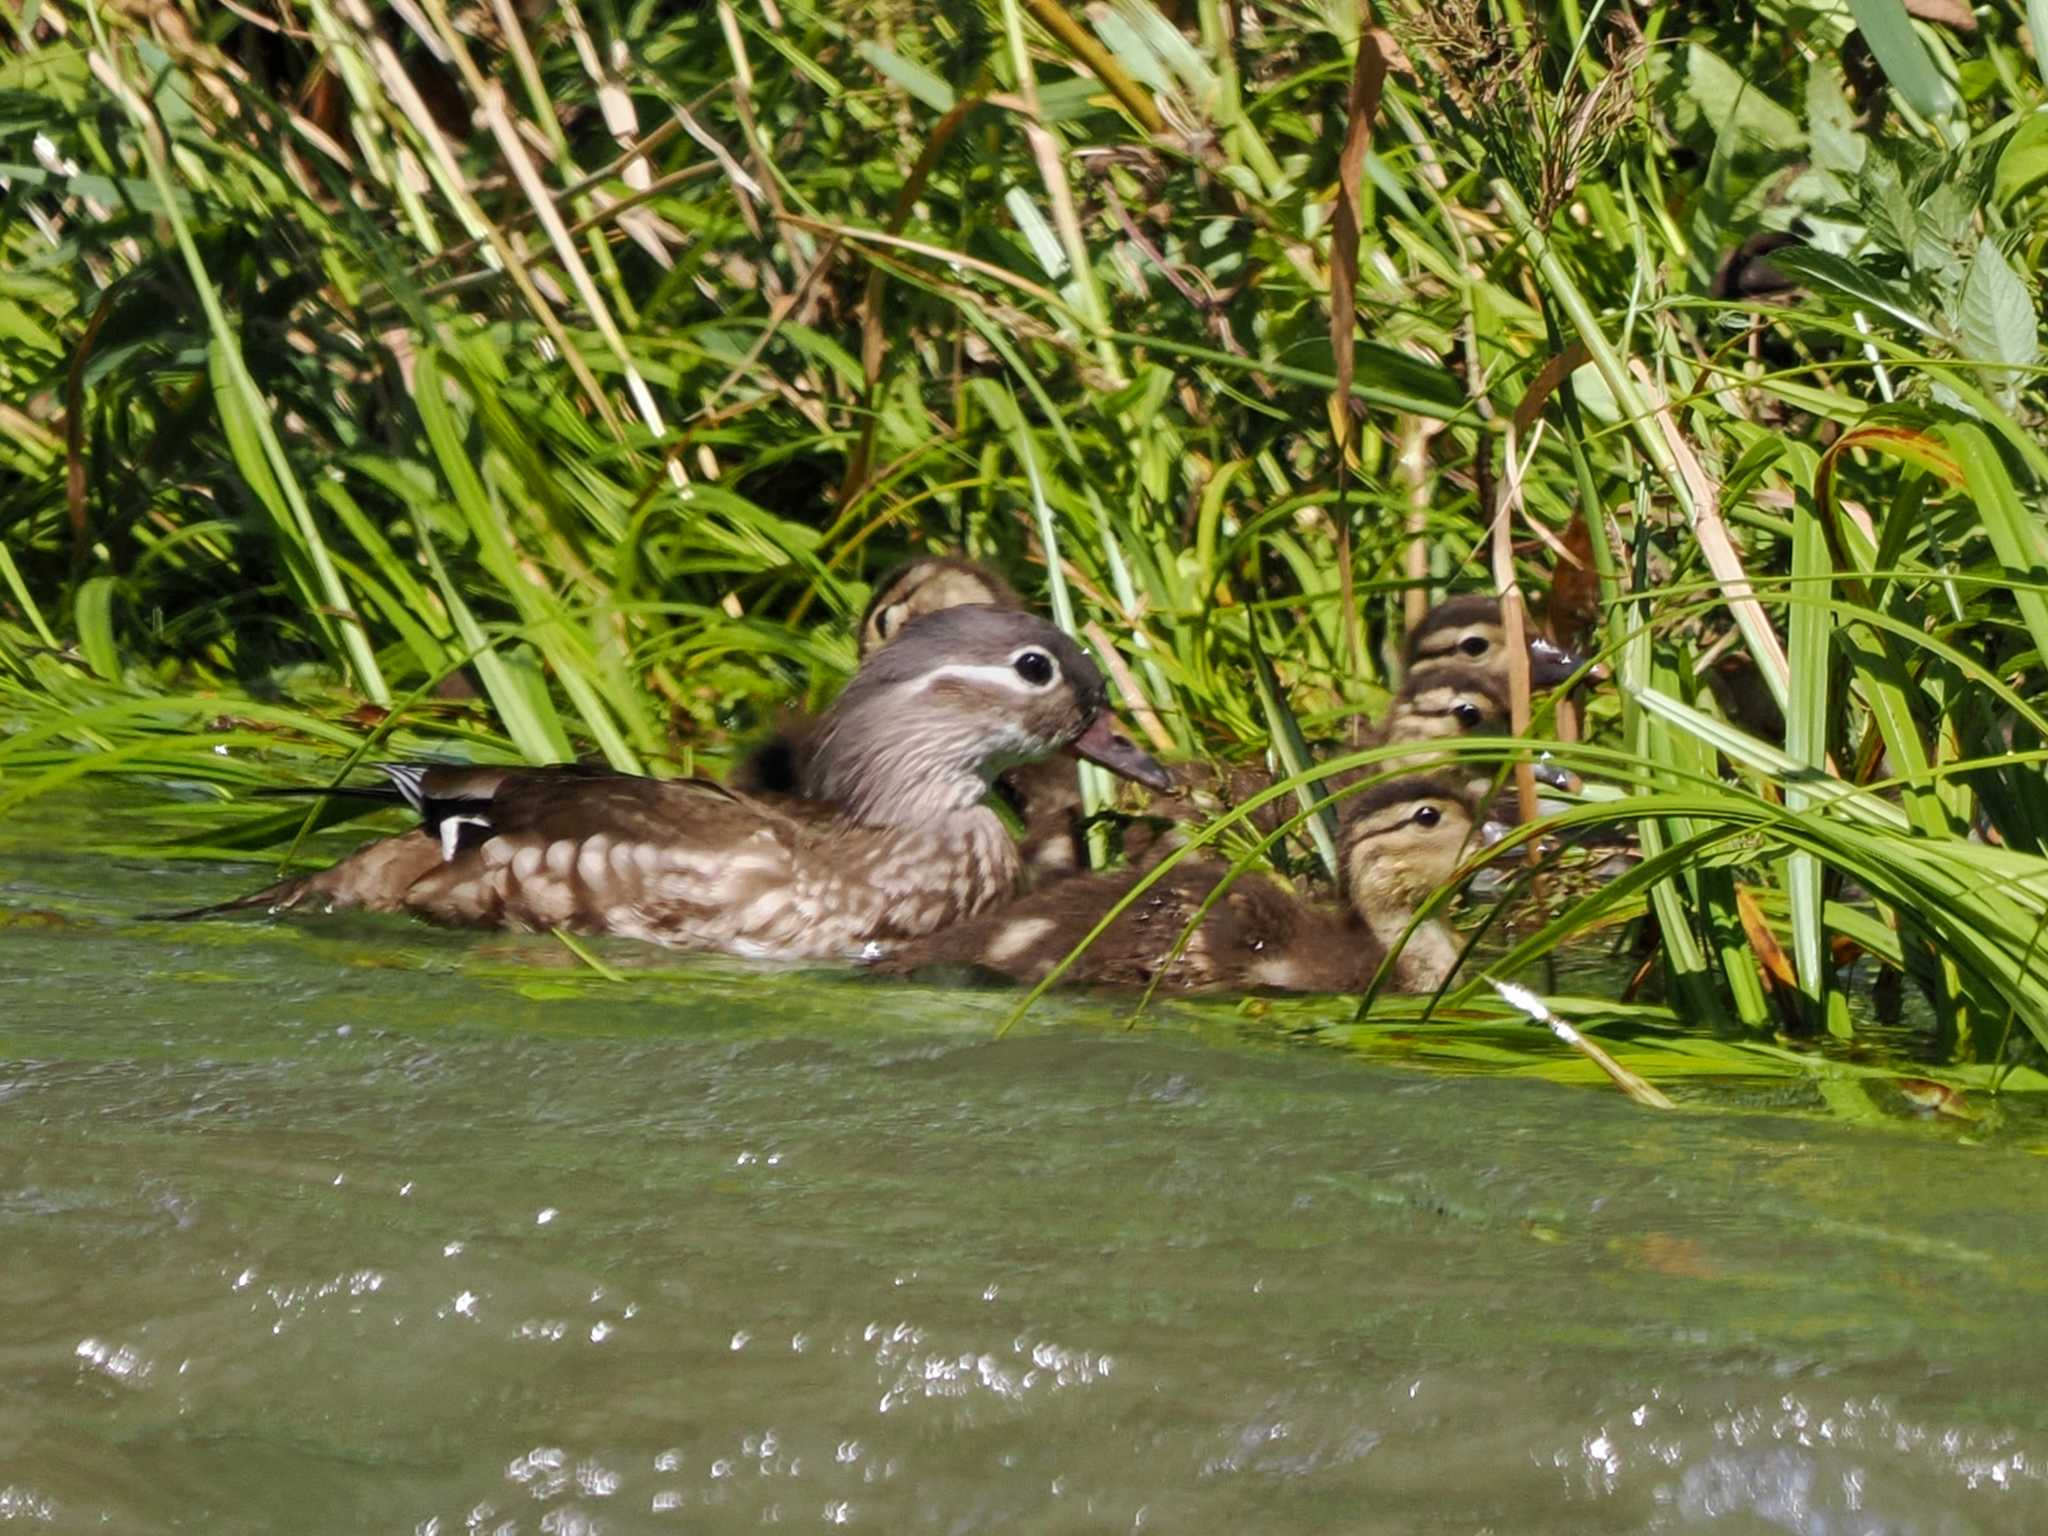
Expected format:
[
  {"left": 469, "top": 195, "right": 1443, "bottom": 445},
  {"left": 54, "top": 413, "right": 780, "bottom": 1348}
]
[
  {"left": 859, "top": 554, "right": 1024, "bottom": 653},
  {"left": 1138, "top": 595, "right": 1583, "bottom": 827},
  {"left": 1403, "top": 594, "right": 1586, "bottom": 690},
  {"left": 169, "top": 608, "right": 1171, "bottom": 960},
  {"left": 873, "top": 774, "right": 1476, "bottom": 994}
]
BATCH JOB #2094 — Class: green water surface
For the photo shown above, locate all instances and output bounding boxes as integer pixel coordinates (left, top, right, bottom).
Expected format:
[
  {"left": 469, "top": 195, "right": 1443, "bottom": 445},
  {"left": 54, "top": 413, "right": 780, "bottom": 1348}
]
[{"left": 3, "top": 831, "right": 2045, "bottom": 1534}]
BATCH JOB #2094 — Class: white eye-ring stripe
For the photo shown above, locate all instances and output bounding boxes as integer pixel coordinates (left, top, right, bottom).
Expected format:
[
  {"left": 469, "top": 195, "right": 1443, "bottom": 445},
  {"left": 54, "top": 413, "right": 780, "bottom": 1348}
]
[{"left": 902, "top": 658, "right": 1063, "bottom": 697}]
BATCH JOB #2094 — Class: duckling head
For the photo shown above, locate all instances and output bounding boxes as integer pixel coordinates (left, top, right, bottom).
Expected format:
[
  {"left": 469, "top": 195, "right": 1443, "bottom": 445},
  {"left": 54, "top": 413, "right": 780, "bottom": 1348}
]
[
  {"left": 1405, "top": 594, "right": 1585, "bottom": 689},
  {"left": 806, "top": 605, "right": 1170, "bottom": 823},
  {"left": 1339, "top": 775, "right": 1476, "bottom": 986},
  {"left": 1379, "top": 664, "right": 1512, "bottom": 757},
  {"left": 860, "top": 555, "right": 1023, "bottom": 658}
]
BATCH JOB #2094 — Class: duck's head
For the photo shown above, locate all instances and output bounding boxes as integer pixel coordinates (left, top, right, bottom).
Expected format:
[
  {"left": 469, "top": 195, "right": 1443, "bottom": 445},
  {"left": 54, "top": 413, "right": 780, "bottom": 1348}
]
[
  {"left": 1381, "top": 663, "right": 1512, "bottom": 753},
  {"left": 806, "top": 605, "right": 1171, "bottom": 822},
  {"left": 1405, "top": 594, "right": 1585, "bottom": 690},
  {"left": 1339, "top": 774, "right": 1476, "bottom": 932},
  {"left": 860, "top": 556, "right": 1024, "bottom": 658}
]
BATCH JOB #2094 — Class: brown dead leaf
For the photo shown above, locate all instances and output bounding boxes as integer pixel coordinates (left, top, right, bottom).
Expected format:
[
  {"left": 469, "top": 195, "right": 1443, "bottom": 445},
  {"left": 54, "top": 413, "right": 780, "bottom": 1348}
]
[
  {"left": 1735, "top": 885, "right": 1796, "bottom": 990},
  {"left": 1326, "top": 20, "right": 1389, "bottom": 458},
  {"left": 1545, "top": 511, "right": 1603, "bottom": 653}
]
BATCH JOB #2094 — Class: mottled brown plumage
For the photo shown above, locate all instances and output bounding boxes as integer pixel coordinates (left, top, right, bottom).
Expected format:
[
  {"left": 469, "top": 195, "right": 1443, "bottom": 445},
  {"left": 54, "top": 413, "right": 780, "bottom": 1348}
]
[
  {"left": 179, "top": 608, "right": 1170, "bottom": 960},
  {"left": 858, "top": 555, "right": 1023, "bottom": 654},
  {"left": 875, "top": 775, "right": 1476, "bottom": 994}
]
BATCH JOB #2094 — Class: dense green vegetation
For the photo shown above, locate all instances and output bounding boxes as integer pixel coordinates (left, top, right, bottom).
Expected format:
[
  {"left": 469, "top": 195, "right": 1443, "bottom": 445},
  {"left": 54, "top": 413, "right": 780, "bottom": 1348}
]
[{"left": 7, "top": 0, "right": 2048, "bottom": 1099}]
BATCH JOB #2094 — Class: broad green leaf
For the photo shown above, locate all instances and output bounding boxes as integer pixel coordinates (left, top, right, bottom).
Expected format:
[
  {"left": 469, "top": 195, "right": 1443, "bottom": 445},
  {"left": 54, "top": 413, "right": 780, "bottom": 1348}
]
[
  {"left": 1958, "top": 238, "right": 2039, "bottom": 393},
  {"left": 1785, "top": 515, "right": 1832, "bottom": 1030},
  {"left": 1995, "top": 110, "right": 2048, "bottom": 206},
  {"left": 1806, "top": 60, "right": 1865, "bottom": 177},
  {"left": 1106, "top": 0, "right": 1216, "bottom": 103},
  {"left": 1002, "top": 187, "right": 1069, "bottom": 279},
  {"left": 1087, "top": 7, "right": 1173, "bottom": 95},
  {"left": 1943, "top": 422, "right": 2048, "bottom": 675},
  {"left": 1680, "top": 45, "right": 1806, "bottom": 151},
  {"left": 1860, "top": 152, "right": 1920, "bottom": 257},
  {"left": 1764, "top": 246, "right": 1937, "bottom": 336},
  {"left": 73, "top": 576, "right": 120, "bottom": 685}
]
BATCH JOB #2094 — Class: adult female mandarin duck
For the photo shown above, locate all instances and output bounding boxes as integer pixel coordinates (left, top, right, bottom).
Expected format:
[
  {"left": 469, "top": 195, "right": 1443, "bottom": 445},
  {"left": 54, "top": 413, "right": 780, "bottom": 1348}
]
[{"left": 173, "top": 607, "right": 1170, "bottom": 960}]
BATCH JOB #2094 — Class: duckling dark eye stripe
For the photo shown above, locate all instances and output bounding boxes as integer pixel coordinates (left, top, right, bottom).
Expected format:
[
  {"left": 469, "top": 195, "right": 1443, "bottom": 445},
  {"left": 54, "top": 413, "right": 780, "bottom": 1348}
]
[{"left": 1346, "top": 806, "right": 1455, "bottom": 841}]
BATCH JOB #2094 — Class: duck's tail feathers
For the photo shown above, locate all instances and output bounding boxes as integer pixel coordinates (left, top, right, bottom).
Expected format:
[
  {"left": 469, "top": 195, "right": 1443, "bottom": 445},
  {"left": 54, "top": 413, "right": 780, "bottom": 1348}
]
[{"left": 136, "top": 875, "right": 313, "bottom": 923}]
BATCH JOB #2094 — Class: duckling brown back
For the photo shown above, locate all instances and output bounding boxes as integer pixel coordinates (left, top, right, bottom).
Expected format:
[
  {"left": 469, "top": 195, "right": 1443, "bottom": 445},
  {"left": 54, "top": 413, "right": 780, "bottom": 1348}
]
[{"left": 870, "top": 855, "right": 1350, "bottom": 991}]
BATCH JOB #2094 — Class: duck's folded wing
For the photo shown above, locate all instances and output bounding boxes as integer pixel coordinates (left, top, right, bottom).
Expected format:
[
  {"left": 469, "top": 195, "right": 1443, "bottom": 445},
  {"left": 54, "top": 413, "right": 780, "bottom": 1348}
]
[{"left": 396, "top": 775, "right": 807, "bottom": 945}]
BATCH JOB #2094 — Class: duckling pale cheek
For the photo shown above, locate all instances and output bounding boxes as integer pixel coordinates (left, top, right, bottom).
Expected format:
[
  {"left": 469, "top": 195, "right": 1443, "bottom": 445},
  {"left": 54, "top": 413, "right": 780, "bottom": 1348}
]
[
  {"left": 576, "top": 835, "right": 611, "bottom": 886},
  {"left": 512, "top": 844, "right": 544, "bottom": 882},
  {"left": 546, "top": 838, "right": 577, "bottom": 878},
  {"left": 1250, "top": 954, "right": 1307, "bottom": 991}
]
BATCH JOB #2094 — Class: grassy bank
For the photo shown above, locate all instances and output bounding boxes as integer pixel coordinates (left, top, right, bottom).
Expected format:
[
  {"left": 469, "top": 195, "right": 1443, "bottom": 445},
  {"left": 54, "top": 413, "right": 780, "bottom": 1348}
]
[{"left": 5, "top": 0, "right": 2048, "bottom": 1095}]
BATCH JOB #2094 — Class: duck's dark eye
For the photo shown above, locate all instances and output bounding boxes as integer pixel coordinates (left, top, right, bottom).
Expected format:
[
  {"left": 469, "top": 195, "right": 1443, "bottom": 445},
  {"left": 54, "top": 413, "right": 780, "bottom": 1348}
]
[
  {"left": 1455, "top": 702, "right": 1484, "bottom": 729},
  {"left": 1414, "top": 805, "right": 1443, "bottom": 828},
  {"left": 1459, "top": 635, "right": 1490, "bottom": 657},
  {"left": 1013, "top": 649, "right": 1056, "bottom": 687}
]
